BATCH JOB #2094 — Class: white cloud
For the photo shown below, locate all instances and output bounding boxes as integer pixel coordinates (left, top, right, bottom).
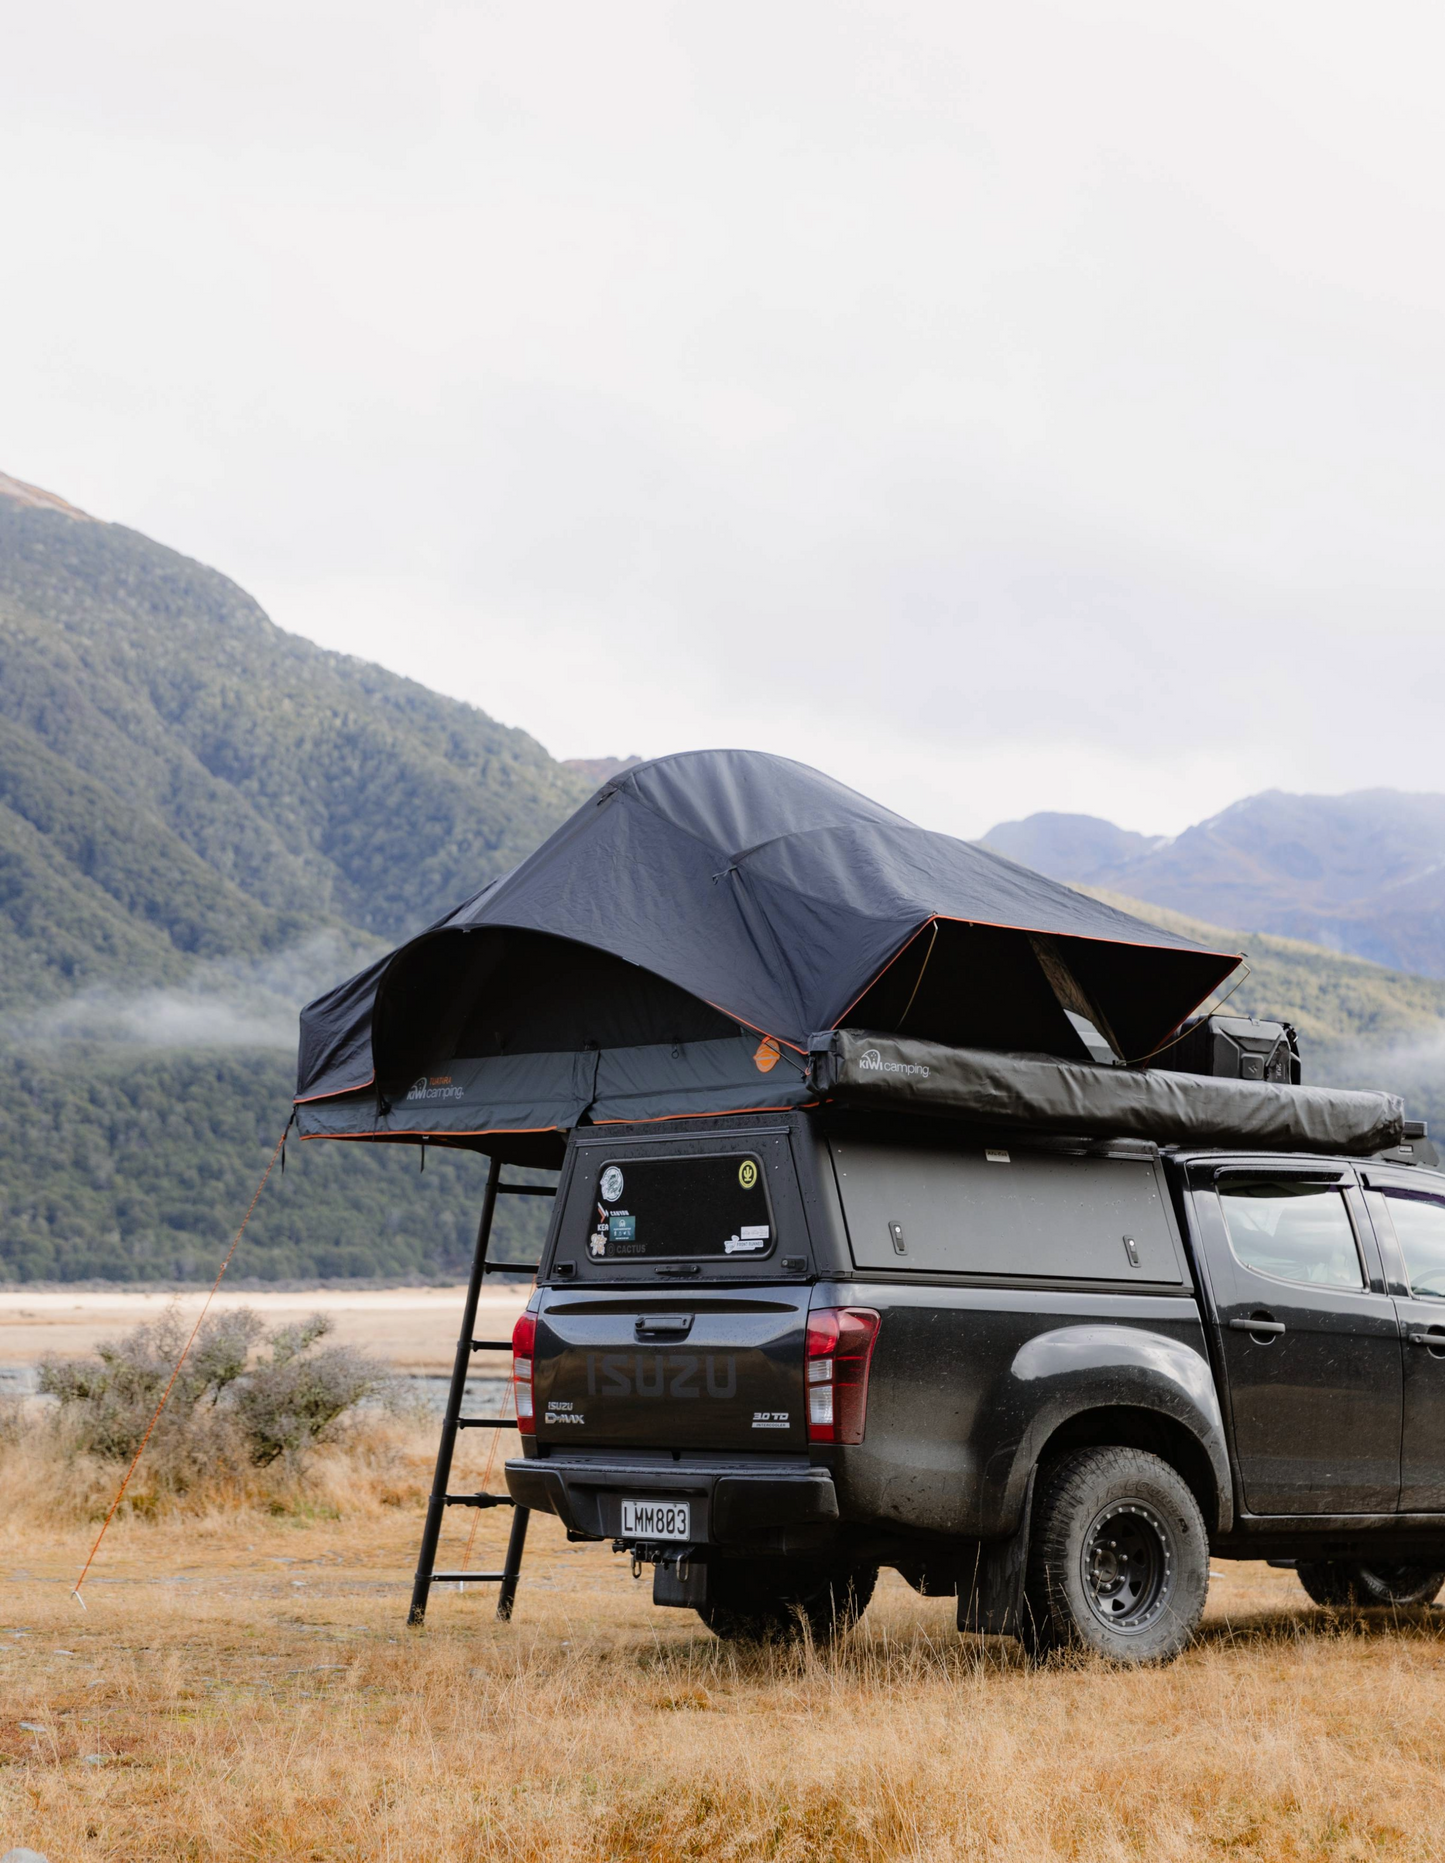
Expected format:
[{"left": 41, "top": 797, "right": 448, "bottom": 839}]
[{"left": 3, "top": 0, "right": 1444, "bottom": 837}]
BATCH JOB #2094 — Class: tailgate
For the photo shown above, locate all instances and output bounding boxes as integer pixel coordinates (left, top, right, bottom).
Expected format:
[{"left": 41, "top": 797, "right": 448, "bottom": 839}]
[{"left": 534, "top": 1290, "right": 810, "bottom": 1451}]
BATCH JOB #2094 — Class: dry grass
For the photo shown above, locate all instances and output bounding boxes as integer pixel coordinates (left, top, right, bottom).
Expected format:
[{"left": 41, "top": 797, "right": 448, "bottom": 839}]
[{"left": 2, "top": 1419, "right": 1445, "bottom": 1860}]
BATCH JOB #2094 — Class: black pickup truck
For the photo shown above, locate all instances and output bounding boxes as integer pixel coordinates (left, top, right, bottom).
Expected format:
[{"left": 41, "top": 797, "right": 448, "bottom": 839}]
[{"left": 506, "top": 1103, "right": 1445, "bottom": 1663}]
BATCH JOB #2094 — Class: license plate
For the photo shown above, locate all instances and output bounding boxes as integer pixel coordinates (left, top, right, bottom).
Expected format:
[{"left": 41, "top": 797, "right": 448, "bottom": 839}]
[{"left": 621, "top": 1498, "right": 691, "bottom": 1540}]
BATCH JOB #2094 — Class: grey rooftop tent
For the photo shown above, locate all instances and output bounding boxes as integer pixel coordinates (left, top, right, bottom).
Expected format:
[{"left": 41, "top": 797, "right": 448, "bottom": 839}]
[{"left": 295, "top": 749, "right": 1244, "bottom": 1164}]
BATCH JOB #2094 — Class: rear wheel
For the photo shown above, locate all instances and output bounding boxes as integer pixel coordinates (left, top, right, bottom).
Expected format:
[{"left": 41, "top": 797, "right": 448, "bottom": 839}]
[
  {"left": 1297, "top": 1562, "right": 1445, "bottom": 1608},
  {"left": 697, "top": 1557, "right": 877, "bottom": 1644},
  {"left": 1024, "top": 1447, "right": 1209, "bottom": 1664}
]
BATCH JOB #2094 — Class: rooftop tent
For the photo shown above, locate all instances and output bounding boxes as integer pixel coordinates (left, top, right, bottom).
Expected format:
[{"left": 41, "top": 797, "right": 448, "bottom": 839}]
[{"left": 294, "top": 749, "right": 1241, "bottom": 1163}]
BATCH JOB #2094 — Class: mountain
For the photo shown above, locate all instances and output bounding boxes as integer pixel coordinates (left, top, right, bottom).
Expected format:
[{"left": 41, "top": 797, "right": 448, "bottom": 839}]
[
  {"left": 0, "top": 473, "right": 593, "bottom": 1281},
  {"left": 979, "top": 813, "right": 1168, "bottom": 882},
  {"left": 0, "top": 476, "right": 592, "bottom": 1009},
  {"left": 563, "top": 755, "right": 641, "bottom": 783},
  {"left": 1074, "top": 887, "right": 1445, "bottom": 1126},
  {"left": 984, "top": 791, "right": 1445, "bottom": 978}
]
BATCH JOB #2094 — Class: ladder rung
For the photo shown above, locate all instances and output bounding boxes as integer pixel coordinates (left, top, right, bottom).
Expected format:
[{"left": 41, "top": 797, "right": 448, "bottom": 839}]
[
  {"left": 428, "top": 1571, "right": 508, "bottom": 1583},
  {"left": 470, "top": 1338, "right": 513, "bottom": 1352},
  {"left": 443, "top": 1492, "right": 515, "bottom": 1508},
  {"left": 457, "top": 1416, "right": 519, "bottom": 1429},
  {"left": 499, "top": 1183, "right": 556, "bottom": 1196}
]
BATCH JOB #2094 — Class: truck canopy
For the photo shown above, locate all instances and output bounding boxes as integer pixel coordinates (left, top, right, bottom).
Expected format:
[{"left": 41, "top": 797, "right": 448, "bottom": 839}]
[{"left": 295, "top": 749, "right": 1239, "bottom": 1161}]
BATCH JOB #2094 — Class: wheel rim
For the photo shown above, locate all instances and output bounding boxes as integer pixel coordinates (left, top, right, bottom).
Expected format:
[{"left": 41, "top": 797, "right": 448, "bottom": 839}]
[
  {"left": 1080, "top": 1500, "right": 1173, "bottom": 1634},
  {"left": 1361, "top": 1564, "right": 1436, "bottom": 1601}
]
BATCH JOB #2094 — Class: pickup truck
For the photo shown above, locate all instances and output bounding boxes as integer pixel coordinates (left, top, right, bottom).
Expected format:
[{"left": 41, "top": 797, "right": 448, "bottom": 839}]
[{"left": 505, "top": 1106, "right": 1445, "bottom": 1663}]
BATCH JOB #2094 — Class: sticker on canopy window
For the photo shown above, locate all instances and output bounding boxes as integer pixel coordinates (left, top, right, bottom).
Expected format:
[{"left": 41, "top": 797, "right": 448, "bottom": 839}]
[{"left": 583, "top": 1154, "right": 773, "bottom": 1260}]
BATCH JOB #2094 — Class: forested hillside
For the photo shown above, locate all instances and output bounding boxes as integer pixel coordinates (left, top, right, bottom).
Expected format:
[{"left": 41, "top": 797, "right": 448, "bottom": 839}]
[
  {"left": 1080, "top": 887, "right": 1445, "bottom": 1126},
  {"left": 0, "top": 475, "right": 585, "bottom": 1281},
  {"left": 0, "top": 482, "right": 590, "bottom": 1007},
  {"left": 0, "top": 1049, "right": 546, "bottom": 1283}
]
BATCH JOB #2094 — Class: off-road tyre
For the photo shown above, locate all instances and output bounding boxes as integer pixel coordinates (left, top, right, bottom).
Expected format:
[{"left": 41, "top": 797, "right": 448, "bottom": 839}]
[
  {"left": 1023, "top": 1447, "right": 1209, "bottom": 1665},
  {"left": 697, "top": 1557, "right": 878, "bottom": 1644},
  {"left": 1296, "top": 1562, "right": 1445, "bottom": 1608}
]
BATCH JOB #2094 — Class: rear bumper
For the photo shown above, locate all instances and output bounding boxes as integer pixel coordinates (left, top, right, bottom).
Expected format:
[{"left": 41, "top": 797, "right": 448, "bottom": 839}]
[{"left": 505, "top": 1453, "right": 839, "bottom": 1547}]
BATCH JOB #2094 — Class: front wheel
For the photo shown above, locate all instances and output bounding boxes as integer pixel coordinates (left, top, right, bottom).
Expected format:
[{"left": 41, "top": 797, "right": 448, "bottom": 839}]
[
  {"left": 1297, "top": 1562, "right": 1445, "bottom": 1608},
  {"left": 1024, "top": 1447, "right": 1209, "bottom": 1664},
  {"left": 696, "top": 1557, "right": 878, "bottom": 1644}
]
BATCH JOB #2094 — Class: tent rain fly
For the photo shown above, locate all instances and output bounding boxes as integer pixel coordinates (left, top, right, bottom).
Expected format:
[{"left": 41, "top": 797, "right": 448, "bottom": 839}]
[{"left": 295, "top": 750, "right": 1244, "bottom": 1164}]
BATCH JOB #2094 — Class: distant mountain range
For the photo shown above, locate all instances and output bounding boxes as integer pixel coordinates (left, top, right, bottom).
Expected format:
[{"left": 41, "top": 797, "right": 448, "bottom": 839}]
[{"left": 983, "top": 792, "right": 1445, "bottom": 979}]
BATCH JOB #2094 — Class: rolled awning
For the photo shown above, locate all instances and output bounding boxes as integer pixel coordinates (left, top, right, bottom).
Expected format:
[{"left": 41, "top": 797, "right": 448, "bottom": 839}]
[{"left": 808, "top": 1028, "right": 1405, "bottom": 1156}]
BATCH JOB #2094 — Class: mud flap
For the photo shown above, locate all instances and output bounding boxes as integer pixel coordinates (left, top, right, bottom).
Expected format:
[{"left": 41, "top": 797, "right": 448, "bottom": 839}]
[
  {"left": 653, "top": 1552, "right": 708, "bottom": 1608},
  {"left": 957, "top": 1466, "right": 1037, "bottom": 1639}
]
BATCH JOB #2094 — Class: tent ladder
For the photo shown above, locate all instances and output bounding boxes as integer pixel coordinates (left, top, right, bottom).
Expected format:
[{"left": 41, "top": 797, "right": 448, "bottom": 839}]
[{"left": 407, "top": 1158, "right": 555, "bottom": 1626}]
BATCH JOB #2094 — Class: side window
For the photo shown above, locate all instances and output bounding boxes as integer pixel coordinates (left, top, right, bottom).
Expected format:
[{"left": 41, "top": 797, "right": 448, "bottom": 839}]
[
  {"left": 1219, "top": 1178, "right": 1363, "bottom": 1289},
  {"left": 1384, "top": 1191, "right": 1445, "bottom": 1300}
]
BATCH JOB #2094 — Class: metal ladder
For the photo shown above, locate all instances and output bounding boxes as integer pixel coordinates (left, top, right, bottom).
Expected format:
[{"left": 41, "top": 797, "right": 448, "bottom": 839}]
[{"left": 407, "top": 1156, "right": 555, "bottom": 1625}]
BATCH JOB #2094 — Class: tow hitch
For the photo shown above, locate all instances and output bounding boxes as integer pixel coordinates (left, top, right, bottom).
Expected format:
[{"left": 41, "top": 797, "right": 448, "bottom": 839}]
[{"left": 614, "top": 1539, "right": 709, "bottom": 1606}]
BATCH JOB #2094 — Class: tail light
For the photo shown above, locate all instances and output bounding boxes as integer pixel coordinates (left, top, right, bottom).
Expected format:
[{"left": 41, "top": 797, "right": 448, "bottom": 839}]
[
  {"left": 511, "top": 1312, "right": 536, "bottom": 1435},
  {"left": 805, "top": 1307, "right": 880, "bottom": 1444}
]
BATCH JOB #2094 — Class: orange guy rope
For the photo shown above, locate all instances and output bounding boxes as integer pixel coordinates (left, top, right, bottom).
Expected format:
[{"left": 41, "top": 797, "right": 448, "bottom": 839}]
[{"left": 70, "top": 1117, "right": 294, "bottom": 1607}]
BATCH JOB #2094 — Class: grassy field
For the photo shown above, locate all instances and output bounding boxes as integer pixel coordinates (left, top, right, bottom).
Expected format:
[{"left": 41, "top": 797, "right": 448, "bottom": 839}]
[{"left": 3, "top": 1419, "right": 1445, "bottom": 1861}]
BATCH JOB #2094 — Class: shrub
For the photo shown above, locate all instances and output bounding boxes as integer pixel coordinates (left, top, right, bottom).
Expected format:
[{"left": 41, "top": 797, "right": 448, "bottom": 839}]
[
  {"left": 38, "top": 1305, "right": 390, "bottom": 1494},
  {"left": 231, "top": 1316, "right": 387, "bottom": 1466}
]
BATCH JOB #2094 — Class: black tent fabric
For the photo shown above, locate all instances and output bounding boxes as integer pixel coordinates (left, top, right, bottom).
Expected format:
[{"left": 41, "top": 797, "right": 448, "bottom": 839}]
[{"left": 295, "top": 750, "right": 1240, "bottom": 1158}]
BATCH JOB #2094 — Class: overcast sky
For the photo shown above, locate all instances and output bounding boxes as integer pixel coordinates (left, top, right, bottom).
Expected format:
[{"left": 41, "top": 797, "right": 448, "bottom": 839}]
[{"left": 3, "top": 1, "right": 1444, "bottom": 838}]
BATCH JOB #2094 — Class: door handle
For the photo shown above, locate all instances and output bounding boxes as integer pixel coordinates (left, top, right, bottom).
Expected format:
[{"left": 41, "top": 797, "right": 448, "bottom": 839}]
[
  {"left": 1229, "top": 1317, "right": 1286, "bottom": 1337},
  {"left": 635, "top": 1314, "right": 694, "bottom": 1341},
  {"left": 1407, "top": 1331, "right": 1445, "bottom": 1349}
]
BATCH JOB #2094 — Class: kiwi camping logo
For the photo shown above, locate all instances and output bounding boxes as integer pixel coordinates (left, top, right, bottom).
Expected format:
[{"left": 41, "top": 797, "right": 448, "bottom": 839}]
[
  {"left": 405, "top": 1076, "right": 465, "bottom": 1103},
  {"left": 857, "top": 1048, "right": 930, "bottom": 1079}
]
